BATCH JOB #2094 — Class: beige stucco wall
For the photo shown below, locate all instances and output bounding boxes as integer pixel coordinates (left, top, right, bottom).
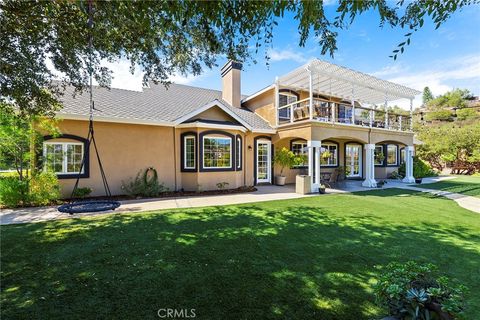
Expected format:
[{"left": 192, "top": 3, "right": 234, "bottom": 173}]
[
  {"left": 193, "top": 106, "right": 237, "bottom": 122},
  {"left": 242, "top": 88, "right": 276, "bottom": 126},
  {"left": 50, "top": 120, "right": 177, "bottom": 197}
]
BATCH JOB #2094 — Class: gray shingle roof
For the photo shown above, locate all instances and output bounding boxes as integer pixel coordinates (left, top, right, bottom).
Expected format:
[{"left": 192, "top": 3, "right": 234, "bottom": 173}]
[{"left": 57, "top": 82, "right": 273, "bottom": 131}]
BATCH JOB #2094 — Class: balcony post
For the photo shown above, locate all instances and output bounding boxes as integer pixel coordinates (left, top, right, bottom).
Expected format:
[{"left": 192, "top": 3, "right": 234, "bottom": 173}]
[
  {"left": 409, "top": 98, "right": 413, "bottom": 131},
  {"left": 384, "top": 93, "right": 389, "bottom": 129},
  {"left": 351, "top": 84, "right": 355, "bottom": 124},
  {"left": 369, "top": 109, "right": 373, "bottom": 127},
  {"left": 399, "top": 115, "right": 402, "bottom": 131},
  {"left": 331, "top": 102, "right": 336, "bottom": 123},
  {"left": 290, "top": 103, "right": 294, "bottom": 123},
  {"left": 274, "top": 76, "right": 279, "bottom": 126},
  {"left": 308, "top": 68, "right": 313, "bottom": 120}
]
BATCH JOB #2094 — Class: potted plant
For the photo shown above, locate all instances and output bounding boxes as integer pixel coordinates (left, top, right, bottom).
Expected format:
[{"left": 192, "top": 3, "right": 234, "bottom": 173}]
[
  {"left": 375, "top": 151, "right": 385, "bottom": 164},
  {"left": 273, "top": 147, "right": 298, "bottom": 186},
  {"left": 319, "top": 184, "right": 326, "bottom": 194},
  {"left": 415, "top": 177, "right": 423, "bottom": 184},
  {"left": 321, "top": 150, "right": 332, "bottom": 165}
]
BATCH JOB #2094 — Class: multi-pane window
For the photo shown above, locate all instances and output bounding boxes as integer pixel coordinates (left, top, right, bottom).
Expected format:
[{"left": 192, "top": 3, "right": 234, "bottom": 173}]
[
  {"left": 184, "top": 136, "right": 196, "bottom": 169},
  {"left": 279, "top": 93, "right": 298, "bottom": 121},
  {"left": 203, "top": 136, "right": 232, "bottom": 168},
  {"left": 320, "top": 143, "right": 338, "bottom": 166},
  {"left": 236, "top": 136, "right": 242, "bottom": 170},
  {"left": 387, "top": 144, "right": 398, "bottom": 165},
  {"left": 374, "top": 145, "right": 384, "bottom": 165},
  {"left": 43, "top": 142, "right": 84, "bottom": 174},
  {"left": 291, "top": 141, "right": 307, "bottom": 167}
]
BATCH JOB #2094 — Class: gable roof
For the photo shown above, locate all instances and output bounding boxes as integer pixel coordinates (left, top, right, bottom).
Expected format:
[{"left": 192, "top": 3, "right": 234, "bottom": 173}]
[{"left": 57, "top": 82, "right": 274, "bottom": 132}]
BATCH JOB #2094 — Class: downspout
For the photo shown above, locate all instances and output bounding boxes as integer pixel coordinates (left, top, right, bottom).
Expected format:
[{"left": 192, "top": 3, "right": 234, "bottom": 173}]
[
  {"left": 243, "top": 132, "right": 247, "bottom": 186},
  {"left": 173, "top": 127, "right": 177, "bottom": 191}
]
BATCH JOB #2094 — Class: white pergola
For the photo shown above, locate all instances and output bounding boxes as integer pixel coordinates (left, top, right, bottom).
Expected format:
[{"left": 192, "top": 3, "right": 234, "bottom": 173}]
[
  {"left": 277, "top": 59, "right": 420, "bottom": 105},
  {"left": 275, "top": 59, "right": 420, "bottom": 191}
]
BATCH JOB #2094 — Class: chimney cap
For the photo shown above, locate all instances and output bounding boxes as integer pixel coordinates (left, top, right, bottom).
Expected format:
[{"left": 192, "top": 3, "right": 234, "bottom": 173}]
[{"left": 221, "top": 60, "right": 243, "bottom": 77}]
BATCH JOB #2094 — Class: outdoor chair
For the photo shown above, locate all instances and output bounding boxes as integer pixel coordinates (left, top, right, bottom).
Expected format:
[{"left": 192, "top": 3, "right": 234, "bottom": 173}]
[{"left": 322, "top": 169, "right": 339, "bottom": 189}]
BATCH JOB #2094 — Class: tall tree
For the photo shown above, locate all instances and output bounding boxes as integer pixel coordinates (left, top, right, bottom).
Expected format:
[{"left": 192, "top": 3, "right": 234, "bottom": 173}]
[
  {"left": 422, "top": 87, "right": 434, "bottom": 104},
  {"left": 1, "top": 0, "right": 477, "bottom": 115}
]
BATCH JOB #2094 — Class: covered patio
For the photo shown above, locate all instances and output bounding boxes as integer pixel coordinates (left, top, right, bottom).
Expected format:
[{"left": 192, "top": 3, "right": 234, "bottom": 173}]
[{"left": 273, "top": 59, "right": 420, "bottom": 192}]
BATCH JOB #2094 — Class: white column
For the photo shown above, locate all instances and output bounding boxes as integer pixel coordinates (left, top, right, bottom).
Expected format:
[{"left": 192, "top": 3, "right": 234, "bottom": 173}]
[
  {"left": 274, "top": 76, "right": 279, "bottom": 127},
  {"left": 402, "top": 145, "right": 415, "bottom": 183},
  {"left": 307, "top": 140, "right": 321, "bottom": 192},
  {"left": 308, "top": 68, "right": 313, "bottom": 120},
  {"left": 362, "top": 144, "right": 377, "bottom": 188}
]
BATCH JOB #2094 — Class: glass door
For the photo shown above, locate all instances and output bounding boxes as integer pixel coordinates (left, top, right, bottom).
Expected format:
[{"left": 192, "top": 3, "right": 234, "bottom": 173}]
[
  {"left": 345, "top": 144, "right": 362, "bottom": 178},
  {"left": 256, "top": 140, "right": 271, "bottom": 183}
]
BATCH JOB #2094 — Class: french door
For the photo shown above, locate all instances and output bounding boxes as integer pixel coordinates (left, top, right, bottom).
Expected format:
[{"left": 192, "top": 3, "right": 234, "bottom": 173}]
[
  {"left": 345, "top": 144, "right": 362, "bottom": 178},
  {"left": 256, "top": 140, "right": 271, "bottom": 183}
]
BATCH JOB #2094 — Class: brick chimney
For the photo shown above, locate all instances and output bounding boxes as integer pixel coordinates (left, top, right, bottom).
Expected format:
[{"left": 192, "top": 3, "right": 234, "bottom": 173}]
[{"left": 221, "top": 60, "right": 242, "bottom": 108}]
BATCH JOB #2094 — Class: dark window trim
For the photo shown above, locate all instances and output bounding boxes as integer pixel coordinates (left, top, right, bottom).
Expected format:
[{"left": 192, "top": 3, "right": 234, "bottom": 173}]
[
  {"left": 290, "top": 138, "right": 308, "bottom": 169},
  {"left": 180, "top": 131, "right": 198, "bottom": 172},
  {"left": 320, "top": 139, "right": 340, "bottom": 168},
  {"left": 199, "top": 130, "right": 235, "bottom": 172},
  {"left": 43, "top": 134, "right": 90, "bottom": 179},
  {"left": 253, "top": 135, "right": 273, "bottom": 185},
  {"left": 343, "top": 141, "right": 364, "bottom": 180},
  {"left": 386, "top": 143, "right": 399, "bottom": 167},
  {"left": 235, "top": 134, "right": 243, "bottom": 171},
  {"left": 400, "top": 147, "right": 406, "bottom": 165}
]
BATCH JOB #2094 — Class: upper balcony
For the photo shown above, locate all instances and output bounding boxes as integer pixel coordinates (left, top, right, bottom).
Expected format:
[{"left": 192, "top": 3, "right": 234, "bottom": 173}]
[
  {"left": 274, "top": 59, "right": 420, "bottom": 132},
  {"left": 278, "top": 98, "right": 412, "bottom": 131}
]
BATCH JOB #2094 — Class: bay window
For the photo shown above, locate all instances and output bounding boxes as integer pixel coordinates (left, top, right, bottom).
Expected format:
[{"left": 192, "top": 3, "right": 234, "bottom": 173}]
[{"left": 203, "top": 136, "right": 232, "bottom": 169}]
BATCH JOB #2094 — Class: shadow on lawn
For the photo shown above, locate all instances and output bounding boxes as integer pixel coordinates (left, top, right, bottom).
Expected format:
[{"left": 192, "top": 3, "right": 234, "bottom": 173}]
[{"left": 1, "top": 192, "right": 479, "bottom": 320}]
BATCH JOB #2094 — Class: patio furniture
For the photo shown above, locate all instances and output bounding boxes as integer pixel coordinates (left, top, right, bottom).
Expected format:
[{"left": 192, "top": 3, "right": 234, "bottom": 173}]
[{"left": 322, "top": 169, "right": 339, "bottom": 188}]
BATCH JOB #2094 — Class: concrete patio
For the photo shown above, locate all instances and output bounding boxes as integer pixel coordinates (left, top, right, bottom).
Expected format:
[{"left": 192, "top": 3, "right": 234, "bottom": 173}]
[{"left": 2, "top": 175, "right": 475, "bottom": 226}]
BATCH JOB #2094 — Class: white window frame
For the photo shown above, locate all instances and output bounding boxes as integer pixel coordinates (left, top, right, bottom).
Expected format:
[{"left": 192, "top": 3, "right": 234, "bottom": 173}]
[
  {"left": 387, "top": 144, "right": 398, "bottom": 166},
  {"left": 43, "top": 142, "right": 84, "bottom": 174},
  {"left": 291, "top": 140, "right": 308, "bottom": 167},
  {"left": 236, "top": 136, "right": 242, "bottom": 169},
  {"left": 202, "top": 136, "right": 232, "bottom": 169},
  {"left": 183, "top": 135, "right": 196, "bottom": 170},
  {"left": 279, "top": 92, "right": 298, "bottom": 107},
  {"left": 320, "top": 142, "right": 338, "bottom": 167}
]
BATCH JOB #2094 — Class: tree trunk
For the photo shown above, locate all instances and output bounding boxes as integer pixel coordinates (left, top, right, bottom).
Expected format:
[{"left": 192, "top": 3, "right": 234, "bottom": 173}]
[{"left": 29, "top": 119, "right": 37, "bottom": 177}]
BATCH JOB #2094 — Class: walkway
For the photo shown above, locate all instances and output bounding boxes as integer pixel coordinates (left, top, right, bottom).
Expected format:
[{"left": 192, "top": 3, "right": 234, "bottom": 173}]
[
  {"left": 0, "top": 185, "right": 314, "bottom": 225},
  {"left": 1, "top": 176, "right": 478, "bottom": 225}
]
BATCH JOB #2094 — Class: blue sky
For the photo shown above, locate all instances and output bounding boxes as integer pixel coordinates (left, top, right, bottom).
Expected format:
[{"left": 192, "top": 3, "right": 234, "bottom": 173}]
[{"left": 106, "top": 3, "right": 480, "bottom": 109}]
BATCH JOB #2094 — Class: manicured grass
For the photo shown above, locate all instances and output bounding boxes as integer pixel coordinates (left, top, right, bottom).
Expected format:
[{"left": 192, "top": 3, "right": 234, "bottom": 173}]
[
  {"left": 1, "top": 188, "right": 479, "bottom": 319},
  {"left": 418, "top": 175, "right": 480, "bottom": 198}
]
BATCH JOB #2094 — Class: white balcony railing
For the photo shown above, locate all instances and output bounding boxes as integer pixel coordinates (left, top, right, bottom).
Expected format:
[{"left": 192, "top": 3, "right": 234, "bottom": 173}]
[{"left": 278, "top": 98, "right": 412, "bottom": 132}]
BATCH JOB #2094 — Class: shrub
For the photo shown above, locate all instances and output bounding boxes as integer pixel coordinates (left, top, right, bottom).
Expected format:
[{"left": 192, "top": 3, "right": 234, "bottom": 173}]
[
  {"left": 121, "top": 167, "right": 168, "bottom": 197},
  {"left": 399, "top": 156, "right": 438, "bottom": 178},
  {"left": 374, "top": 261, "right": 467, "bottom": 320},
  {"left": 216, "top": 182, "right": 229, "bottom": 190},
  {"left": 29, "top": 172, "right": 60, "bottom": 206},
  {"left": 72, "top": 187, "right": 93, "bottom": 199},
  {"left": 0, "top": 176, "right": 29, "bottom": 207}
]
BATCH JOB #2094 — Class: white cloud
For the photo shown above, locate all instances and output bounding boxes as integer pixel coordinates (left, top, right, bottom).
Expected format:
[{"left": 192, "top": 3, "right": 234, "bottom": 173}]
[
  {"left": 268, "top": 48, "right": 307, "bottom": 63},
  {"left": 98, "top": 59, "right": 144, "bottom": 91},
  {"left": 374, "top": 54, "right": 480, "bottom": 109}
]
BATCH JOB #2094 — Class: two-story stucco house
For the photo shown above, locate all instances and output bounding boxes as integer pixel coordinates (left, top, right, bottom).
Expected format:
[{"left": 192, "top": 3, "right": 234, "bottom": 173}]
[{"left": 45, "top": 59, "right": 420, "bottom": 196}]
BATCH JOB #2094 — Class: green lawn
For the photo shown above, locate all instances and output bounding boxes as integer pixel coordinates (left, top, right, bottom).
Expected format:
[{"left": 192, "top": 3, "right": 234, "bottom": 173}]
[
  {"left": 1, "top": 189, "right": 479, "bottom": 319},
  {"left": 418, "top": 175, "right": 480, "bottom": 198}
]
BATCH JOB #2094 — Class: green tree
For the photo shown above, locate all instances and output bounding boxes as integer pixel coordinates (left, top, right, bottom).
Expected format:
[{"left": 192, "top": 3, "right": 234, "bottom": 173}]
[
  {"left": 1, "top": 0, "right": 476, "bottom": 116},
  {"left": 422, "top": 86, "right": 434, "bottom": 104}
]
